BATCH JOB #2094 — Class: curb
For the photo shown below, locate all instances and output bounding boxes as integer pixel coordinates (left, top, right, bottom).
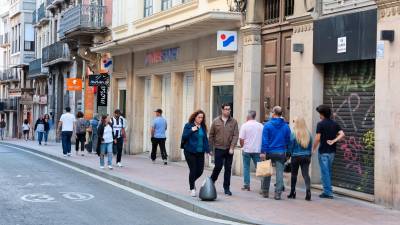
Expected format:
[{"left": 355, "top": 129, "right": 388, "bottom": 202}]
[{"left": 1, "top": 142, "right": 268, "bottom": 225}]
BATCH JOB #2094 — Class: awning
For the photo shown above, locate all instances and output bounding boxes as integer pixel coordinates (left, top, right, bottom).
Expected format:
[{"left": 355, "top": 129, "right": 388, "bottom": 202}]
[{"left": 91, "top": 11, "right": 242, "bottom": 53}]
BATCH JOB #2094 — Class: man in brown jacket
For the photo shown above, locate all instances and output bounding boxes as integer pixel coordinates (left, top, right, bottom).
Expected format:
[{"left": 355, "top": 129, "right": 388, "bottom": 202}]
[{"left": 209, "top": 103, "right": 239, "bottom": 196}]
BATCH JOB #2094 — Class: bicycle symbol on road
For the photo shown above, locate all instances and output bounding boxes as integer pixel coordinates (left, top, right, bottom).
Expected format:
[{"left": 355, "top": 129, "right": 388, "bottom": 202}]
[{"left": 21, "top": 192, "right": 94, "bottom": 203}]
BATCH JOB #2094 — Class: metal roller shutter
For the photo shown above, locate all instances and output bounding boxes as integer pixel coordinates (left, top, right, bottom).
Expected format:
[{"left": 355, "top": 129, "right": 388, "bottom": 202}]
[{"left": 323, "top": 60, "right": 375, "bottom": 194}]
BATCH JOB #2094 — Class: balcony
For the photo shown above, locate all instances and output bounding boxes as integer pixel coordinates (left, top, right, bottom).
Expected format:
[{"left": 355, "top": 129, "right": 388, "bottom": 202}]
[
  {"left": 0, "top": 98, "right": 18, "bottom": 111},
  {"left": 28, "top": 58, "right": 49, "bottom": 79},
  {"left": 42, "top": 42, "right": 71, "bottom": 66},
  {"left": 59, "top": 4, "right": 107, "bottom": 39},
  {"left": 32, "top": 9, "right": 36, "bottom": 24},
  {"left": 0, "top": 69, "right": 19, "bottom": 83},
  {"left": 37, "top": 3, "right": 50, "bottom": 26}
]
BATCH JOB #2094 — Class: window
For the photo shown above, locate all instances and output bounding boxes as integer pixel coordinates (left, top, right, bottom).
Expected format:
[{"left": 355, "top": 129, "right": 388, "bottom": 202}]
[
  {"left": 144, "top": 0, "right": 153, "bottom": 17},
  {"left": 265, "top": 0, "right": 294, "bottom": 24},
  {"left": 161, "top": 0, "right": 172, "bottom": 11}
]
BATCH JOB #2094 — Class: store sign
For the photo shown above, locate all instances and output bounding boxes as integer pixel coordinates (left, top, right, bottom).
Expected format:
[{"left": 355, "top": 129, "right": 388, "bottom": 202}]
[
  {"left": 217, "top": 31, "right": 238, "bottom": 51},
  {"left": 9, "top": 89, "right": 22, "bottom": 97},
  {"left": 88, "top": 74, "right": 110, "bottom": 86},
  {"left": 97, "top": 85, "right": 108, "bottom": 107},
  {"left": 337, "top": 36, "right": 347, "bottom": 54},
  {"left": 100, "top": 53, "right": 113, "bottom": 74},
  {"left": 145, "top": 47, "right": 179, "bottom": 65},
  {"left": 33, "top": 95, "right": 40, "bottom": 103},
  {"left": 66, "top": 78, "right": 83, "bottom": 91},
  {"left": 39, "top": 95, "right": 47, "bottom": 105}
]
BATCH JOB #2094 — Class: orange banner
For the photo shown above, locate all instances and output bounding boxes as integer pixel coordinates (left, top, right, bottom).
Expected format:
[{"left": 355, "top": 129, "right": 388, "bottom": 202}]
[
  {"left": 84, "top": 67, "right": 95, "bottom": 120},
  {"left": 66, "top": 78, "right": 83, "bottom": 91}
]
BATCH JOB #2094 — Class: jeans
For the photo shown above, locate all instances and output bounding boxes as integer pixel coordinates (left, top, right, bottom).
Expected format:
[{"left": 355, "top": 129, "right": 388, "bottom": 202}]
[
  {"left": 0, "top": 128, "right": 5, "bottom": 140},
  {"left": 242, "top": 152, "right": 260, "bottom": 187},
  {"left": 261, "top": 154, "right": 285, "bottom": 195},
  {"left": 37, "top": 131, "right": 44, "bottom": 144},
  {"left": 61, "top": 131, "right": 73, "bottom": 155},
  {"left": 319, "top": 153, "right": 335, "bottom": 196},
  {"left": 92, "top": 133, "right": 98, "bottom": 153},
  {"left": 75, "top": 133, "right": 86, "bottom": 152},
  {"left": 290, "top": 156, "right": 311, "bottom": 192},
  {"left": 151, "top": 138, "right": 167, "bottom": 161},
  {"left": 211, "top": 148, "right": 233, "bottom": 190},
  {"left": 44, "top": 131, "right": 49, "bottom": 143},
  {"left": 184, "top": 151, "right": 205, "bottom": 190},
  {"left": 100, "top": 142, "right": 113, "bottom": 167},
  {"left": 114, "top": 137, "right": 124, "bottom": 163}
]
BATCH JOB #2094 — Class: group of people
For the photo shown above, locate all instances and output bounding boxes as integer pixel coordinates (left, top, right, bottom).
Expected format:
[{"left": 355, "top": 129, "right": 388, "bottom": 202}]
[
  {"left": 57, "top": 107, "right": 127, "bottom": 170},
  {"left": 20, "top": 114, "right": 52, "bottom": 143},
  {"left": 180, "top": 103, "right": 345, "bottom": 200}
]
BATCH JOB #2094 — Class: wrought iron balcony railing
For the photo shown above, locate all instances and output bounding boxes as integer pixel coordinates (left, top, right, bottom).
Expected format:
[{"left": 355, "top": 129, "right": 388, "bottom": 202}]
[
  {"left": 28, "top": 58, "right": 48, "bottom": 78},
  {"left": 59, "top": 4, "right": 106, "bottom": 38},
  {"left": 0, "top": 98, "right": 18, "bottom": 111},
  {"left": 42, "top": 42, "right": 71, "bottom": 65},
  {"left": 37, "top": 3, "right": 47, "bottom": 22},
  {"left": 32, "top": 9, "right": 37, "bottom": 24}
]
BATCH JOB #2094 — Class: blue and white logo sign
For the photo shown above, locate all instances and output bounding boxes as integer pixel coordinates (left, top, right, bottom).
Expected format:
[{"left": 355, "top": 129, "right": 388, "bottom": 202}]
[{"left": 217, "top": 31, "right": 237, "bottom": 51}]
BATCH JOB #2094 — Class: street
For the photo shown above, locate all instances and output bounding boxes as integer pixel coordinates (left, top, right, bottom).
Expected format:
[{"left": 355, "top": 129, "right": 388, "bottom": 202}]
[{"left": 0, "top": 145, "right": 235, "bottom": 225}]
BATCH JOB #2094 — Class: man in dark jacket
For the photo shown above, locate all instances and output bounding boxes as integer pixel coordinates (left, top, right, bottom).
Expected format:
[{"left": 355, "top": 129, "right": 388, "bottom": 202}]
[
  {"left": 260, "top": 106, "right": 291, "bottom": 200},
  {"left": 209, "top": 103, "right": 239, "bottom": 196}
]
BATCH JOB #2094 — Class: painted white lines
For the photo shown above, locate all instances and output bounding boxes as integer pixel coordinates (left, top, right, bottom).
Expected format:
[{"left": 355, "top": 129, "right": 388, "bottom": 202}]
[
  {"left": 60, "top": 192, "right": 94, "bottom": 202},
  {"left": 21, "top": 193, "right": 56, "bottom": 203}
]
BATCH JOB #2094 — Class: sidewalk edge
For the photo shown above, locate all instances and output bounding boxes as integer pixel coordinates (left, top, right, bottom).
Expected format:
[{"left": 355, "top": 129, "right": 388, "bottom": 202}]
[{"left": 1, "top": 142, "right": 266, "bottom": 225}]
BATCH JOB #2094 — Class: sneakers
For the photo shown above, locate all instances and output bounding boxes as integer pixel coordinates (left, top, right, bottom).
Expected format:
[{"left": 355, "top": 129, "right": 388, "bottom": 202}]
[
  {"left": 274, "top": 193, "right": 282, "bottom": 200},
  {"left": 163, "top": 160, "right": 168, "bottom": 165},
  {"left": 100, "top": 166, "right": 105, "bottom": 169},
  {"left": 67, "top": 153, "right": 72, "bottom": 157},
  {"left": 81, "top": 153, "right": 84, "bottom": 156},
  {"left": 117, "top": 162, "right": 123, "bottom": 167},
  {"left": 44, "top": 142, "right": 47, "bottom": 146},
  {"left": 319, "top": 193, "right": 333, "bottom": 199},
  {"left": 63, "top": 154, "right": 67, "bottom": 157},
  {"left": 224, "top": 189, "right": 232, "bottom": 196},
  {"left": 108, "top": 165, "right": 113, "bottom": 170},
  {"left": 241, "top": 185, "right": 250, "bottom": 191},
  {"left": 190, "top": 189, "right": 196, "bottom": 197}
]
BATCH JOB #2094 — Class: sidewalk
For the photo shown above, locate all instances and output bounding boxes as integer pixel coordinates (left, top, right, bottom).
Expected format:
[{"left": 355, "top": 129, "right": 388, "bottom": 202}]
[{"left": 2, "top": 139, "right": 400, "bottom": 225}]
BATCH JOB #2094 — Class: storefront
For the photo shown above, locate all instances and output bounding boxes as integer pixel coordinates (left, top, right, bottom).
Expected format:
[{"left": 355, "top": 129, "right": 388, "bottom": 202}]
[
  {"left": 313, "top": 9, "right": 377, "bottom": 195},
  {"left": 130, "top": 35, "right": 238, "bottom": 161}
]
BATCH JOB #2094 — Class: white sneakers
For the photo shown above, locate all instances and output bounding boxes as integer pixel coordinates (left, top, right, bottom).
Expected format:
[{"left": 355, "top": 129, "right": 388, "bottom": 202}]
[
  {"left": 190, "top": 189, "right": 196, "bottom": 197},
  {"left": 100, "top": 166, "right": 105, "bottom": 169},
  {"left": 117, "top": 162, "right": 123, "bottom": 167},
  {"left": 67, "top": 153, "right": 72, "bottom": 157},
  {"left": 108, "top": 165, "right": 113, "bottom": 170}
]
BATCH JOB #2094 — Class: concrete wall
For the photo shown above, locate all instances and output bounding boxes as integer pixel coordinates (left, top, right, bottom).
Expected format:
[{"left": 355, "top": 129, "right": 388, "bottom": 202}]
[{"left": 375, "top": 4, "right": 400, "bottom": 209}]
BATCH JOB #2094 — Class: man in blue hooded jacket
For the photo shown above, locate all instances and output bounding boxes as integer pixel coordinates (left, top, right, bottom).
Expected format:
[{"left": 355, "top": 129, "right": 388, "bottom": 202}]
[{"left": 260, "top": 106, "right": 291, "bottom": 200}]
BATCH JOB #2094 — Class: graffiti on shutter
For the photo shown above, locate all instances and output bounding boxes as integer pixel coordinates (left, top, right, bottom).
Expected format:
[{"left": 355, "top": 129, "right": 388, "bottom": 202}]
[{"left": 323, "top": 60, "right": 375, "bottom": 194}]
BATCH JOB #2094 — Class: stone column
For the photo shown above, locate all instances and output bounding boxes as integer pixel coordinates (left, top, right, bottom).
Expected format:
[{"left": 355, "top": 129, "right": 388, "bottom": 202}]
[
  {"left": 169, "top": 72, "right": 184, "bottom": 161},
  {"left": 240, "top": 24, "right": 262, "bottom": 122}
]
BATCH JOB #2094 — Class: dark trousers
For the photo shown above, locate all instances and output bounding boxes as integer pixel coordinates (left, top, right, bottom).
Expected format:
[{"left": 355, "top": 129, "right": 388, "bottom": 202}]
[
  {"left": 75, "top": 133, "right": 86, "bottom": 152},
  {"left": 184, "top": 151, "right": 205, "bottom": 190},
  {"left": 151, "top": 138, "right": 167, "bottom": 161},
  {"left": 61, "top": 131, "right": 73, "bottom": 155},
  {"left": 114, "top": 137, "right": 124, "bottom": 163},
  {"left": 291, "top": 156, "right": 311, "bottom": 192},
  {"left": 211, "top": 148, "right": 233, "bottom": 190}
]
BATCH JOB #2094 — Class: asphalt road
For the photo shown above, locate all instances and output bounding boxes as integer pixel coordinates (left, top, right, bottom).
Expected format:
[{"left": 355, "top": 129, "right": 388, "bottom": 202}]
[{"left": 0, "top": 145, "right": 230, "bottom": 225}]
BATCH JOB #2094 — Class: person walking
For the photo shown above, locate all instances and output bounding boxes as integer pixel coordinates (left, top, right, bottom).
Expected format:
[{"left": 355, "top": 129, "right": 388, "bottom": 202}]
[
  {"left": 58, "top": 107, "right": 76, "bottom": 157},
  {"left": 97, "top": 115, "right": 116, "bottom": 170},
  {"left": 260, "top": 106, "right": 291, "bottom": 200},
  {"left": 43, "top": 114, "right": 50, "bottom": 145},
  {"left": 111, "top": 109, "right": 126, "bottom": 167},
  {"left": 22, "top": 119, "right": 31, "bottom": 141},
  {"left": 209, "top": 103, "right": 239, "bottom": 196},
  {"left": 34, "top": 116, "right": 46, "bottom": 145},
  {"left": 287, "top": 117, "right": 313, "bottom": 201},
  {"left": 75, "top": 111, "right": 87, "bottom": 156},
  {"left": 313, "top": 105, "right": 345, "bottom": 199},
  {"left": 90, "top": 114, "right": 100, "bottom": 154},
  {"left": 151, "top": 109, "right": 168, "bottom": 165},
  {"left": 181, "top": 110, "right": 211, "bottom": 197},
  {"left": 239, "top": 110, "right": 263, "bottom": 191},
  {"left": 0, "top": 118, "right": 6, "bottom": 140}
]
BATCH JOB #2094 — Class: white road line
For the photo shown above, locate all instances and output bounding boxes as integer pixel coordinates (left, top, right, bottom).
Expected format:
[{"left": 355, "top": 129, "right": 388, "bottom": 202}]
[{"left": 3, "top": 145, "right": 248, "bottom": 225}]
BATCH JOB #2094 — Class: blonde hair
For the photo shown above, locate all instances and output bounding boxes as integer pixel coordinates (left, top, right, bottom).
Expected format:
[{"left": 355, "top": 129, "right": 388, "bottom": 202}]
[{"left": 293, "top": 117, "right": 311, "bottom": 149}]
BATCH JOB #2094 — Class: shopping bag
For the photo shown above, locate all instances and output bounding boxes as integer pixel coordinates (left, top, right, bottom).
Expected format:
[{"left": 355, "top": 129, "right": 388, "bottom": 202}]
[
  {"left": 199, "top": 177, "right": 217, "bottom": 201},
  {"left": 256, "top": 160, "right": 273, "bottom": 177}
]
